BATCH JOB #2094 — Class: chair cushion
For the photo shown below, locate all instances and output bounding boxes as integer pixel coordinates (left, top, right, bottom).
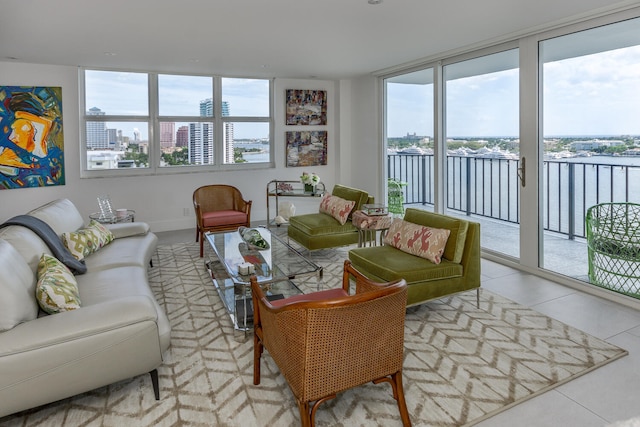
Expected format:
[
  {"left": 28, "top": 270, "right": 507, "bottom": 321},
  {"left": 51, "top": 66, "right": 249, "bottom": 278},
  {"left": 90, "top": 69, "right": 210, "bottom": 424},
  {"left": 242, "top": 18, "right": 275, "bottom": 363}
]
[
  {"left": 202, "top": 210, "right": 248, "bottom": 227},
  {"left": 349, "top": 245, "right": 463, "bottom": 284},
  {"left": 404, "top": 209, "right": 469, "bottom": 263},
  {"left": 384, "top": 219, "right": 450, "bottom": 264},
  {"left": 36, "top": 253, "right": 82, "bottom": 314},
  {"left": 319, "top": 194, "right": 355, "bottom": 225},
  {"left": 270, "top": 287, "right": 348, "bottom": 307},
  {"left": 0, "top": 240, "right": 38, "bottom": 332},
  {"left": 289, "top": 213, "right": 356, "bottom": 235}
]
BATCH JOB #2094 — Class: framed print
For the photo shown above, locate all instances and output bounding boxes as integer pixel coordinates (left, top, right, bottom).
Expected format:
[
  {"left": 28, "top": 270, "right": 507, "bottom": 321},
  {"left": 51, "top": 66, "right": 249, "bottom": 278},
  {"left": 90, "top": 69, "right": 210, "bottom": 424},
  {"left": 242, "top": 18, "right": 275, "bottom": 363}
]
[
  {"left": 286, "top": 131, "right": 327, "bottom": 167},
  {"left": 0, "top": 86, "right": 65, "bottom": 189},
  {"left": 285, "top": 89, "right": 327, "bottom": 125}
]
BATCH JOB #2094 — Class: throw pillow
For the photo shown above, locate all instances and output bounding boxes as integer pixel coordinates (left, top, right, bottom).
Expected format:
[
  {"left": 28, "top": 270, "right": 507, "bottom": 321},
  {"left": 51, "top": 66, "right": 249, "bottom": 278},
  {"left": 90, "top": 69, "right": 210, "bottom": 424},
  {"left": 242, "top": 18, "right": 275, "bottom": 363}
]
[
  {"left": 384, "top": 219, "right": 451, "bottom": 264},
  {"left": 36, "top": 253, "right": 82, "bottom": 314},
  {"left": 319, "top": 194, "right": 356, "bottom": 225},
  {"left": 62, "top": 219, "right": 115, "bottom": 260}
]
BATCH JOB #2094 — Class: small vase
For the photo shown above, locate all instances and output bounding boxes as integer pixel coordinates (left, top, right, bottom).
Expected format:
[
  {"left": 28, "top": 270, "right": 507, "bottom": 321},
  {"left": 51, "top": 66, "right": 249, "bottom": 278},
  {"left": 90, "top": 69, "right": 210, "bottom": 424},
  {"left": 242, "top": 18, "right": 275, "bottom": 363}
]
[{"left": 304, "top": 184, "right": 314, "bottom": 193}]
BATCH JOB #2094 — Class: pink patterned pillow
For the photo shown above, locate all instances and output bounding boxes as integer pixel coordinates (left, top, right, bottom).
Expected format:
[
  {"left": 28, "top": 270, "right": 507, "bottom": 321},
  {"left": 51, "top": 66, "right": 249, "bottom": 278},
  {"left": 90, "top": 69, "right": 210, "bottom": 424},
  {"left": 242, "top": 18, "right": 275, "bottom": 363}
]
[
  {"left": 319, "top": 194, "right": 356, "bottom": 225},
  {"left": 383, "top": 219, "right": 451, "bottom": 264}
]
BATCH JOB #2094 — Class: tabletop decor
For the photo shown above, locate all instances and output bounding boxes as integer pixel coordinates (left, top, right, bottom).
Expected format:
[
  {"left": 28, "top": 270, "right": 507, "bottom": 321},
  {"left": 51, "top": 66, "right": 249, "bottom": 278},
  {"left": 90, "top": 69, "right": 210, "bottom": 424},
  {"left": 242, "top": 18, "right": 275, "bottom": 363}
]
[{"left": 300, "top": 172, "right": 320, "bottom": 192}]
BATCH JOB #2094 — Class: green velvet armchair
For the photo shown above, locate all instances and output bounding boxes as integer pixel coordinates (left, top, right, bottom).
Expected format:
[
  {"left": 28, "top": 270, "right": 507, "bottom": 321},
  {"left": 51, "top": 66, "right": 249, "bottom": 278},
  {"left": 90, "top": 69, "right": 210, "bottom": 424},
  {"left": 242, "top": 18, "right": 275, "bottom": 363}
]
[
  {"left": 348, "top": 208, "right": 481, "bottom": 307},
  {"left": 287, "top": 184, "right": 373, "bottom": 251}
]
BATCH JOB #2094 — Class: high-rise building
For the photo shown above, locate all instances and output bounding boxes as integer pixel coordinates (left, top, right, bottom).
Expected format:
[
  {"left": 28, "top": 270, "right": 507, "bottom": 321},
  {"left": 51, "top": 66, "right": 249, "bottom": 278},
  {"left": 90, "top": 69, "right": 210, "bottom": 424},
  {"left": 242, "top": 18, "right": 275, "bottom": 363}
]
[
  {"left": 86, "top": 107, "right": 109, "bottom": 149},
  {"left": 221, "top": 101, "right": 234, "bottom": 164},
  {"left": 176, "top": 126, "right": 188, "bottom": 147},
  {"left": 198, "top": 99, "right": 234, "bottom": 163},
  {"left": 189, "top": 122, "right": 213, "bottom": 165},
  {"left": 160, "top": 122, "right": 176, "bottom": 149}
]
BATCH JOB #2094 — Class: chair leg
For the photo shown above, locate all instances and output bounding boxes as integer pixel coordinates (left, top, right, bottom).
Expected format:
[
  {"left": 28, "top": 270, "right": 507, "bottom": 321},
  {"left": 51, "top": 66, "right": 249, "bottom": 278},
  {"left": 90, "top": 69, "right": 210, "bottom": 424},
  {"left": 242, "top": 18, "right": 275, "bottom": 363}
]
[
  {"left": 199, "top": 232, "right": 204, "bottom": 257},
  {"left": 253, "top": 333, "right": 263, "bottom": 385},
  {"left": 149, "top": 369, "right": 160, "bottom": 400},
  {"left": 298, "top": 401, "right": 312, "bottom": 427},
  {"left": 391, "top": 371, "right": 411, "bottom": 427}
]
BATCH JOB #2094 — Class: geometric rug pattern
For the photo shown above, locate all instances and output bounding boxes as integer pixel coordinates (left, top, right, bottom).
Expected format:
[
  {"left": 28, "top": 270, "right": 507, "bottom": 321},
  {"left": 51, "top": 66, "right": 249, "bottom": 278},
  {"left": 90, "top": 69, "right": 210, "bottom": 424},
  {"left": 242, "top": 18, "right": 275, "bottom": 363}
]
[{"left": 0, "top": 241, "right": 627, "bottom": 427}]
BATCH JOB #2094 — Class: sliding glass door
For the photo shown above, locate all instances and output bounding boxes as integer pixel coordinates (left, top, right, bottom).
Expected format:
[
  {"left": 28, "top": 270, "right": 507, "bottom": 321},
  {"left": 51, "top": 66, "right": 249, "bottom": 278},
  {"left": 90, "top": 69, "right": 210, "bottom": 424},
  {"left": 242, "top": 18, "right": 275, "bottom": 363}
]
[
  {"left": 539, "top": 17, "right": 640, "bottom": 284},
  {"left": 444, "top": 49, "right": 521, "bottom": 259}
]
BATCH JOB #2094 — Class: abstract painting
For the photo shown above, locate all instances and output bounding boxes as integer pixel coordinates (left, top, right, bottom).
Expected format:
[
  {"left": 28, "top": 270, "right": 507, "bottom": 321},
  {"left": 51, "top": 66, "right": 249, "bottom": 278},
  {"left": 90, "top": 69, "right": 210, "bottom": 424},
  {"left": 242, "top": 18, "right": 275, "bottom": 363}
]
[
  {"left": 286, "top": 131, "right": 327, "bottom": 167},
  {"left": 0, "top": 86, "right": 65, "bottom": 189},
  {"left": 285, "top": 89, "right": 327, "bottom": 125}
]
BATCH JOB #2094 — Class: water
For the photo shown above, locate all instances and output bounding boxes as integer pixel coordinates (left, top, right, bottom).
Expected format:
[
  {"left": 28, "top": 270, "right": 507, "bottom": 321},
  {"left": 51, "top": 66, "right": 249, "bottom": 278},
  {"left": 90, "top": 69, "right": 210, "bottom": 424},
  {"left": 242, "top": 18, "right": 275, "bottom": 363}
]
[
  {"left": 389, "top": 154, "right": 640, "bottom": 239},
  {"left": 237, "top": 143, "right": 269, "bottom": 163}
]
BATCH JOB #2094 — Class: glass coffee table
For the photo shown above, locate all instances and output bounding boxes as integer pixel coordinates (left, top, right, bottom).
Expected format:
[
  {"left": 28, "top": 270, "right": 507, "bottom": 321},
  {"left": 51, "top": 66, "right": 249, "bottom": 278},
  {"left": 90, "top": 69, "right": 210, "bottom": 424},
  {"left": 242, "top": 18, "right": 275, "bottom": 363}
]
[{"left": 205, "top": 227, "right": 322, "bottom": 331}]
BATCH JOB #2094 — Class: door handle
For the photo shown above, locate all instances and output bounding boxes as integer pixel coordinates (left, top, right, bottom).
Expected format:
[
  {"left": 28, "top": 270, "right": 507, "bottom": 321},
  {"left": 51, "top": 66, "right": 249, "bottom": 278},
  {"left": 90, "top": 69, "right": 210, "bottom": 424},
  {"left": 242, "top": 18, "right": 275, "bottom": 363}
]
[{"left": 517, "top": 156, "right": 525, "bottom": 187}]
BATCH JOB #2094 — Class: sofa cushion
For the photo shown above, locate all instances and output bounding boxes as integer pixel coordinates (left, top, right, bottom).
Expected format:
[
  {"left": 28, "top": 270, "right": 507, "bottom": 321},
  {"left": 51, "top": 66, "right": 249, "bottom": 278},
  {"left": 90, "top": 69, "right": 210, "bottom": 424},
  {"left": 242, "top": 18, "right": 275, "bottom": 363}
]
[
  {"left": 349, "top": 245, "right": 463, "bottom": 284},
  {"left": 27, "top": 198, "right": 85, "bottom": 236},
  {"left": 331, "top": 185, "right": 370, "bottom": 213},
  {"left": 0, "top": 240, "right": 38, "bottom": 332},
  {"left": 82, "top": 232, "right": 158, "bottom": 271},
  {"left": 0, "top": 225, "right": 51, "bottom": 273},
  {"left": 319, "top": 194, "right": 356, "bottom": 225},
  {"left": 36, "top": 254, "right": 82, "bottom": 314},
  {"left": 202, "top": 210, "right": 248, "bottom": 227},
  {"left": 404, "top": 209, "right": 469, "bottom": 263},
  {"left": 384, "top": 219, "right": 450, "bottom": 264}
]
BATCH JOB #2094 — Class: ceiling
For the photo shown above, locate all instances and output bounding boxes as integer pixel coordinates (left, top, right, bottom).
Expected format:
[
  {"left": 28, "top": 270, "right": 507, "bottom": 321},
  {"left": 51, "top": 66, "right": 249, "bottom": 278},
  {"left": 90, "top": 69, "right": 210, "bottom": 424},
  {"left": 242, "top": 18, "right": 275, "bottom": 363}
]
[{"left": 1, "top": 0, "right": 638, "bottom": 80}]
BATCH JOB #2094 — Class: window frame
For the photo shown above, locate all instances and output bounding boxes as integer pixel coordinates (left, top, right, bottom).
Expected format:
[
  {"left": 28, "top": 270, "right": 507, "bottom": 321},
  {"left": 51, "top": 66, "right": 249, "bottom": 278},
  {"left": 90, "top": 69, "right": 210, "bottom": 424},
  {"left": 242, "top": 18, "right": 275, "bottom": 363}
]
[{"left": 79, "top": 68, "right": 274, "bottom": 177}]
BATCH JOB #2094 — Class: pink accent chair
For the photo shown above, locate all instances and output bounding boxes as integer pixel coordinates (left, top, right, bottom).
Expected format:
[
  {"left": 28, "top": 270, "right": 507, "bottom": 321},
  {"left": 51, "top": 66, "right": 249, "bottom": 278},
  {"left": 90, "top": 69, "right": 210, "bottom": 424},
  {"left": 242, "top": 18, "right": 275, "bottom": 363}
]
[{"left": 193, "top": 185, "right": 252, "bottom": 257}]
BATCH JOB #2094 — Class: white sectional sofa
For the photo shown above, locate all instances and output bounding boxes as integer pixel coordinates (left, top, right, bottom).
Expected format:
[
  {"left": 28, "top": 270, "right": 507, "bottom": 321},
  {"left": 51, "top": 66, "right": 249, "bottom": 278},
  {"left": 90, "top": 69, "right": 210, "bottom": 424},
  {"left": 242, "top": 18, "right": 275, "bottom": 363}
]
[{"left": 0, "top": 199, "right": 171, "bottom": 418}]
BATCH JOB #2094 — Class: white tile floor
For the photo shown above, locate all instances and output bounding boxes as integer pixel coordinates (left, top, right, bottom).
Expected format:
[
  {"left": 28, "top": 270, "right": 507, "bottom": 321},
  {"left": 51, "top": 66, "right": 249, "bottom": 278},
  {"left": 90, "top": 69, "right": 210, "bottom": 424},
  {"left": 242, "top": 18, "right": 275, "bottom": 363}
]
[{"left": 156, "top": 228, "right": 640, "bottom": 427}]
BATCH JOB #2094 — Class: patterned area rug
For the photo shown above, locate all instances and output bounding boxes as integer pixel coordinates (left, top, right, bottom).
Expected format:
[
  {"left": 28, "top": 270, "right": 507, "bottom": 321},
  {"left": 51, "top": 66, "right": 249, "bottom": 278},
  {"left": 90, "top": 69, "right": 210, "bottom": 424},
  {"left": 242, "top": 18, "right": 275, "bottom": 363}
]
[{"left": 0, "top": 241, "right": 628, "bottom": 427}]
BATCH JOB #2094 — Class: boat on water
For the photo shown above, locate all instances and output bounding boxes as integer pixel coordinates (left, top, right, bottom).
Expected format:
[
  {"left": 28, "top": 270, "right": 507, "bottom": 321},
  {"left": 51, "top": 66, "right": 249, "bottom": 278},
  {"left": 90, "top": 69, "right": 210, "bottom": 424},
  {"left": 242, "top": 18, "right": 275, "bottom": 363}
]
[
  {"left": 397, "top": 146, "right": 425, "bottom": 155},
  {"left": 474, "top": 147, "right": 518, "bottom": 159}
]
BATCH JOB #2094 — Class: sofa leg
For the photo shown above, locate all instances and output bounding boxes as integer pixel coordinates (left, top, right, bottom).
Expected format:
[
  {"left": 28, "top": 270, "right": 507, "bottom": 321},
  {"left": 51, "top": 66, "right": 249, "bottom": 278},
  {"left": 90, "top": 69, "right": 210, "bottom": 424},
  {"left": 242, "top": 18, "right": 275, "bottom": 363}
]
[
  {"left": 150, "top": 369, "right": 160, "bottom": 400},
  {"left": 476, "top": 288, "right": 480, "bottom": 308}
]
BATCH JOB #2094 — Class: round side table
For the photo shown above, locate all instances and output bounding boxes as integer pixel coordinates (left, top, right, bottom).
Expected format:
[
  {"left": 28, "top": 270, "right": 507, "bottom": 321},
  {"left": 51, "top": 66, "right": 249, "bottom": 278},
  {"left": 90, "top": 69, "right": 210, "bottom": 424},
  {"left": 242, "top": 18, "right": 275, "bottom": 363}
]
[
  {"left": 352, "top": 210, "right": 393, "bottom": 247},
  {"left": 89, "top": 209, "right": 136, "bottom": 224}
]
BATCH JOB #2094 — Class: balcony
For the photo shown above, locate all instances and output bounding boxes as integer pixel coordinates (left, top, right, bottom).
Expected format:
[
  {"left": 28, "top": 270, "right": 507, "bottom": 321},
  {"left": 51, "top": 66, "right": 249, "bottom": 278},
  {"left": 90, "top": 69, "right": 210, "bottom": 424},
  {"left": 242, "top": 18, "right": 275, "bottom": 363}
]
[{"left": 388, "top": 153, "right": 640, "bottom": 292}]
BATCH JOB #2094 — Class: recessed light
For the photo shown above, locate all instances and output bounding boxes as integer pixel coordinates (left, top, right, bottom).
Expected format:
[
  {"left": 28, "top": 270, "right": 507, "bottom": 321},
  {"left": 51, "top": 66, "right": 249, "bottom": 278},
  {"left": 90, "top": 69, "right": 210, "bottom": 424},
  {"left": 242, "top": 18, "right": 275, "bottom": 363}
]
[
  {"left": 368, "top": 0, "right": 383, "bottom": 4},
  {"left": 104, "top": 52, "right": 117, "bottom": 56},
  {"left": 189, "top": 58, "right": 200, "bottom": 63}
]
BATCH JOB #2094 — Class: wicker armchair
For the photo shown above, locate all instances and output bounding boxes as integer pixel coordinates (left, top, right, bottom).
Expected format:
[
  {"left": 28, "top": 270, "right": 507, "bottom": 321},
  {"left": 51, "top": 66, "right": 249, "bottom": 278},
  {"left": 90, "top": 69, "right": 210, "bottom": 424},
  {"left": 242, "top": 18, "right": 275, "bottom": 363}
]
[
  {"left": 193, "top": 185, "right": 252, "bottom": 257},
  {"left": 251, "top": 260, "right": 411, "bottom": 427}
]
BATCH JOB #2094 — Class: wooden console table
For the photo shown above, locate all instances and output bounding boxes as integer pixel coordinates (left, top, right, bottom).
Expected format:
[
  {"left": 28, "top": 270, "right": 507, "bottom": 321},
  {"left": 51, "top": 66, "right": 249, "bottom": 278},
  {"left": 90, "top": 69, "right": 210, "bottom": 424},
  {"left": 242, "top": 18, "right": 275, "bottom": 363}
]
[{"left": 266, "top": 180, "right": 326, "bottom": 228}]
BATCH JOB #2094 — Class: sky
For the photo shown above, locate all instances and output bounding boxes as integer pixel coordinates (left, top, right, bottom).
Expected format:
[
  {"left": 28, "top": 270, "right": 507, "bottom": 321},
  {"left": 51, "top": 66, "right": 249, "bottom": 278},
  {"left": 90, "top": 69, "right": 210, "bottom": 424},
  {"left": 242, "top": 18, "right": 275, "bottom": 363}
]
[
  {"left": 84, "top": 72, "right": 269, "bottom": 140},
  {"left": 387, "top": 44, "right": 640, "bottom": 139},
  {"left": 85, "top": 41, "right": 640, "bottom": 142}
]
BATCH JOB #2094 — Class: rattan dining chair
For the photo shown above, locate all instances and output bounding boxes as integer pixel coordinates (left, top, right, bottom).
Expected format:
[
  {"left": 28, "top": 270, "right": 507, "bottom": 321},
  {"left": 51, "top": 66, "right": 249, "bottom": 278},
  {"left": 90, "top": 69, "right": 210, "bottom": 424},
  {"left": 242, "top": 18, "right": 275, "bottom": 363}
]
[
  {"left": 251, "top": 260, "right": 411, "bottom": 427},
  {"left": 193, "top": 185, "right": 252, "bottom": 257}
]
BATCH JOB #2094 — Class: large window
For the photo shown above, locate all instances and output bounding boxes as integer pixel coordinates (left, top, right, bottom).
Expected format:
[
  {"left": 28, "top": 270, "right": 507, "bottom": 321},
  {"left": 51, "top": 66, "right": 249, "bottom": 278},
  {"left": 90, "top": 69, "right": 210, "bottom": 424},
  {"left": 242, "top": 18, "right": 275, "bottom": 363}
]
[
  {"left": 385, "top": 68, "right": 435, "bottom": 211},
  {"left": 81, "top": 70, "right": 272, "bottom": 174}
]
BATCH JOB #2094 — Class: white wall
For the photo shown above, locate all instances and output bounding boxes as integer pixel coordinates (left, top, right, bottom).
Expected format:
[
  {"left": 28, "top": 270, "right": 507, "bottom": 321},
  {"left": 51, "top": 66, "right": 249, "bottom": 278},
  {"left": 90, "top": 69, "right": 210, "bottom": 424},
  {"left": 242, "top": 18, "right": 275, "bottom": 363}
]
[
  {"left": 350, "top": 75, "right": 383, "bottom": 202},
  {"left": 0, "top": 61, "right": 372, "bottom": 232}
]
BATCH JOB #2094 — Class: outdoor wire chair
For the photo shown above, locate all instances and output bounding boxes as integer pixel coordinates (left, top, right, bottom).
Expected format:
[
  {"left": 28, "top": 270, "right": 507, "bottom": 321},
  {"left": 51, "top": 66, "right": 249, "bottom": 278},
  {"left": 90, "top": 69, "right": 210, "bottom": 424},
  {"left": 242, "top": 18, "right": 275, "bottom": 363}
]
[{"left": 586, "top": 202, "right": 640, "bottom": 299}]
